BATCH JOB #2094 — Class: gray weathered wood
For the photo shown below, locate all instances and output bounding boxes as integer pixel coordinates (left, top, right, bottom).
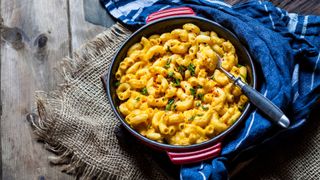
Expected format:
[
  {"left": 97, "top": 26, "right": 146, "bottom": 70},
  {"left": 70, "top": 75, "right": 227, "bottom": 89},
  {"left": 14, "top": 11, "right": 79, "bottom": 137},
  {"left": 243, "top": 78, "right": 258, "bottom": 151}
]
[
  {"left": 225, "top": 0, "right": 320, "bottom": 15},
  {"left": 0, "top": 0, "right": 108, "bottom": 179},
  {"left": 83, "top": 0, "right": 115, "bottom": 28},
  {"left": 69, "top": 0, "right": 106, "bottom": 50},
  {"left": 0, "top": 0, "right": 72, "bottom": 179}
]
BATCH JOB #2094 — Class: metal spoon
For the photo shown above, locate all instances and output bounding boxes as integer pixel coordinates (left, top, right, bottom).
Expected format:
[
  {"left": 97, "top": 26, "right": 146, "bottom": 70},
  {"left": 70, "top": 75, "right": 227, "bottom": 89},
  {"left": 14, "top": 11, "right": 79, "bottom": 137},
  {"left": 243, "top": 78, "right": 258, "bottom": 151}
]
[{"left": 216, "top": 55, "right": 290, "bottom": 128}]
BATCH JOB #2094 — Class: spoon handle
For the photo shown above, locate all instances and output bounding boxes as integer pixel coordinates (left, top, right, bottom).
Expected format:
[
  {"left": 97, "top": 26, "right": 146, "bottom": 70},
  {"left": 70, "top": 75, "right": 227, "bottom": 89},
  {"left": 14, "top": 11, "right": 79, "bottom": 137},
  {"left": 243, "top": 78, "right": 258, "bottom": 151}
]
[{"left": 234, "top": 78, "right": 290, "bottom": 128}]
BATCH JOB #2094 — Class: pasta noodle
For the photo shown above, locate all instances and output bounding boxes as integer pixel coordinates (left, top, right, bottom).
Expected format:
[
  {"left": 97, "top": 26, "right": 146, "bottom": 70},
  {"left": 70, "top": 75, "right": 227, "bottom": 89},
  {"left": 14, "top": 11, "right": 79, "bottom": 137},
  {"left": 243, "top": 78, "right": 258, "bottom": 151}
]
[{"left": 115, "top": 23, "right": 249, "bottom": 145}]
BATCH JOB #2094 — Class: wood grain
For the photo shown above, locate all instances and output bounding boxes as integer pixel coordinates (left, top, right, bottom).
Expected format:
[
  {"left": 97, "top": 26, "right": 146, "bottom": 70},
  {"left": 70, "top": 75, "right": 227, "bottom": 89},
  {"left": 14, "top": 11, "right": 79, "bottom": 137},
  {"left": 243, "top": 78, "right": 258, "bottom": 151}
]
[
  {"left": 69, "top": 0, "right": 106, "bottom": 50},
  {"left": 266, "top": 0, "right": 320, "bottom": 15},
  {"left": 0, "top": 0, "right": 107, "bottom": 179},
  {"left": 225, "top": 0, "right": 320, "bottom": 15},
  {"left": 0, "top": 0, "right": 72, "bottom": 179}
]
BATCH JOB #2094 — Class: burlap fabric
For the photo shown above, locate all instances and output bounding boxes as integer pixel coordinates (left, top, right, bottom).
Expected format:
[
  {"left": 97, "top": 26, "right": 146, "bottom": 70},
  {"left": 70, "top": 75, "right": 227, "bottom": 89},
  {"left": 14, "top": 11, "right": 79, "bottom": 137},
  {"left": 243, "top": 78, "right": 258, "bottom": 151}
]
[{"left": 30, "top": 23, "right": 169, "bottom": 180}]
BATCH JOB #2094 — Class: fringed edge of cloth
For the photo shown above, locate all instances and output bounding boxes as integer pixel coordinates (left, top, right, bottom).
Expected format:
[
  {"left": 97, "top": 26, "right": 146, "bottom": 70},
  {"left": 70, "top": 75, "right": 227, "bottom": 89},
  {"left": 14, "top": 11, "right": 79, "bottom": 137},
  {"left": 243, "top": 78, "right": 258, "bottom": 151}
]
[{"left": 29, "top": 23, "right": 134, "bottom": 180}]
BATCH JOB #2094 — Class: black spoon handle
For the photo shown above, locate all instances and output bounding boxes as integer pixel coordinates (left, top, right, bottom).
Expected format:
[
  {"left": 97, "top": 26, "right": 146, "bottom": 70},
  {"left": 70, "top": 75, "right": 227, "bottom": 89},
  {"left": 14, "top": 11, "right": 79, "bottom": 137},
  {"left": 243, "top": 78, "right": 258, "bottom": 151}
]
[{"left": 234, "top": 78, "right": 290, "bottom": 128}]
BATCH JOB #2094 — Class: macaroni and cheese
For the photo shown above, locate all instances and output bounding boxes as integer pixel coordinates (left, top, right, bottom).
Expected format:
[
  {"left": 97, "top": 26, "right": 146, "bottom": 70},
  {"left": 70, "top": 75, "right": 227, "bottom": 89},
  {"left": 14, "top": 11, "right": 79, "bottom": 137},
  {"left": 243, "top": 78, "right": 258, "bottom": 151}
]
[{"left": 115, "top": 23, "right": 248, "bottom": 145}]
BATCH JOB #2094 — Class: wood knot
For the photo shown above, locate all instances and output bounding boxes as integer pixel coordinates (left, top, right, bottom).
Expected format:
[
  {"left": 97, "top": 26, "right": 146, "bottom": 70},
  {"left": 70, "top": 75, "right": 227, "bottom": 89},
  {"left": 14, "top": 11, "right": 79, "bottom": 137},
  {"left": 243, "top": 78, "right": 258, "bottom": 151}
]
[
  {"left": 34, "top": 33, "right": 49, "bottom": 61},
  {"left": 35, "top": 34, "right": 48, "bottom": 48},
  {"left": 1, "top": 26, "right": 25, "bottom": 49}
]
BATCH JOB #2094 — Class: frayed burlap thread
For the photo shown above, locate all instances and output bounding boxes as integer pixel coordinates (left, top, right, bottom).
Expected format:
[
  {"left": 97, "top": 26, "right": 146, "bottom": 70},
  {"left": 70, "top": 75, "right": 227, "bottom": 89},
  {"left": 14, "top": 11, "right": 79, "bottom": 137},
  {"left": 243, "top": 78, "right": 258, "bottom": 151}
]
[{"left": 30, "top": 23, "right": 168, "bottom": 180}]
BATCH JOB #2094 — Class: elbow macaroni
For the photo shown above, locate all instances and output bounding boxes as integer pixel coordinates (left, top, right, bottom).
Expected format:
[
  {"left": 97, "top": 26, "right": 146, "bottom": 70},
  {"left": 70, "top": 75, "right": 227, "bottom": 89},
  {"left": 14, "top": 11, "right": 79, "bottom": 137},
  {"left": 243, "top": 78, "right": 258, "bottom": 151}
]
[{"left": 115, "top": 23, "right": 249, "bottom": 146}]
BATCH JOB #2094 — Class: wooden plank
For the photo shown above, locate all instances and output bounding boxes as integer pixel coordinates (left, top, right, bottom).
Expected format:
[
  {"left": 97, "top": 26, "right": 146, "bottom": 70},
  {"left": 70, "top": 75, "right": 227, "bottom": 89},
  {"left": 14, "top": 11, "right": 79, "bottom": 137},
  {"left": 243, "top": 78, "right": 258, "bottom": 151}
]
[
  {"left": 0, "top": 0, "right": 72, "bottom": 179},
  {"left": 69, "top": 0, "right": 106, "bottom": 50},
  {"left": 267, "top": 0, "right": 320, "bottom": 15},
  {"left": 83, "top": 0, "right": 115, "bottom": 28},
  {"left": 225, "top": 0, "right": 320, "bottom": 15}
]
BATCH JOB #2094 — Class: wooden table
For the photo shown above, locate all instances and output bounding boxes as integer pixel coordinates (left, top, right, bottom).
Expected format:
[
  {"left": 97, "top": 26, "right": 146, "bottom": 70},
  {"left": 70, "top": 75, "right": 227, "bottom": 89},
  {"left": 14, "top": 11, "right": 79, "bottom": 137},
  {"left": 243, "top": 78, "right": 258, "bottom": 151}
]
[{"left": 0, "top": 0, "right": 319, "bottom": 179}]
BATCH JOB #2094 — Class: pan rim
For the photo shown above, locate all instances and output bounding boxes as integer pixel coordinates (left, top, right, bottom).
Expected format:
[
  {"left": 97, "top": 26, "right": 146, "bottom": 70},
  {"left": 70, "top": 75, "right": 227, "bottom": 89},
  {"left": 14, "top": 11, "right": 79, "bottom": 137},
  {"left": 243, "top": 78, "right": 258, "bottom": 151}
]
[{"left": 106, "top": 15, "right": 257, "bottom": 151}]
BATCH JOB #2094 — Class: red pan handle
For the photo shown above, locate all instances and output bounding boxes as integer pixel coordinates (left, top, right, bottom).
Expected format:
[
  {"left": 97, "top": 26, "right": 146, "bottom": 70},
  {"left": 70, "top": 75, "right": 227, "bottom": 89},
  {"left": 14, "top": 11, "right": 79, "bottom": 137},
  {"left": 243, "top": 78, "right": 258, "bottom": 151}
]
[
  {"left": 146, "top": 7, "right": 195, "bottom": 23},
  {"left": 146, "top": 7, "right": 221, "bottom": 165},
  {"left": 167, "top": 143, "right": 222, "bottom": 164}
]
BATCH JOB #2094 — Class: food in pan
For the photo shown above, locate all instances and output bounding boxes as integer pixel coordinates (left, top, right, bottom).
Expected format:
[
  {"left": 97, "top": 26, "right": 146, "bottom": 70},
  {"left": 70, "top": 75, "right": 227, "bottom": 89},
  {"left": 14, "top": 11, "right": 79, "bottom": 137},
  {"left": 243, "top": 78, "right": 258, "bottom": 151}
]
[{"left": 115, "top": 23, "right": 248, "bottom": 145}]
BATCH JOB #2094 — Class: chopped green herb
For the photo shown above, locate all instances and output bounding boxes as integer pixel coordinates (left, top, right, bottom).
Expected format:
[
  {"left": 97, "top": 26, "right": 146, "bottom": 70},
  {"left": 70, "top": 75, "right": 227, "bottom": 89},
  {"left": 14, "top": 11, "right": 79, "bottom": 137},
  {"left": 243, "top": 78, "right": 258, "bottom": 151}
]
[
  {"left": 187, "top": 63, "right": 196, "bottom": 76},
  {"left": 164, "top": 58, "right": 172, "bottom": 69},
  {"left": 173, "top": 104, "right": 177, "bottom": 111},
  {"left": 168, "top": 98, "right": 175, "bottom": 105},
  {"left": 173, "top": 78, "right": 181, "bottom": 87},
  {"left": 115, "top": 81, "right": 120, "bottom": 87},
  {"left": 168, "top": 71, "right": 174, "bottom": 78},
  {"left": 136, "top": 97, "right": 140, "bottom": 101},
  {"left": 196, "top": 102, "right": 201, "bottom": 107},
  {"left": 141, "top": 87, "right": 148, "bottom": 95},
  {"left": 238, "top": 105, "right": 244, "bottom": 111},
  {"left": 202, "top": 106, "right": 209, "bottom": 111},
  {"left": 178, "top": 65, "right": 186, "bottom": 75},
  {"left": 236, "top": 64, "right": 242, "bottom": 68},
  {"left": 211, "top": 75, "right": 215, "bottom": 80},
  {"left": 188, "top": 116, "right": 195, "bottom": 121},
  {"left": 165, "top": 98, "right": 175, "bottom": 111},
  {"left": 197, "top": 93, "right": 204, "bottom": 101},
  {"left": 190, "top": 88, "right": 196, "bottom": 96},
  {"left": 196, "top": 114, "right": 204, "bottom": 117},
  {"left": 197, "top": 85, "right": 203, "bottom": 89}
]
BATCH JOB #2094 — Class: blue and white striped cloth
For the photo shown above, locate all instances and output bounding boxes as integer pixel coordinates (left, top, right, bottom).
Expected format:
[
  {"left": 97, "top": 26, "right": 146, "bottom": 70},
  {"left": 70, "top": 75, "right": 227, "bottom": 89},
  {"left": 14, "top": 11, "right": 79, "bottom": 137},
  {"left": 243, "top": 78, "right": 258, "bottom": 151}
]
[{"left": 101, "top": 0, "right": 320, "bottom": 179}]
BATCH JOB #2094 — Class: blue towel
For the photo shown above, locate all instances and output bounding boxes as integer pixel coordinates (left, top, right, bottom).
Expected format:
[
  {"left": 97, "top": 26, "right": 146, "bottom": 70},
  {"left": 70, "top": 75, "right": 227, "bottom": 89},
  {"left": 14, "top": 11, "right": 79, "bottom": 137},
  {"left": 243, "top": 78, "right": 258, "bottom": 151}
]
[{"left": 101, "top": 0, "right": 320, "bottom": 179}]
